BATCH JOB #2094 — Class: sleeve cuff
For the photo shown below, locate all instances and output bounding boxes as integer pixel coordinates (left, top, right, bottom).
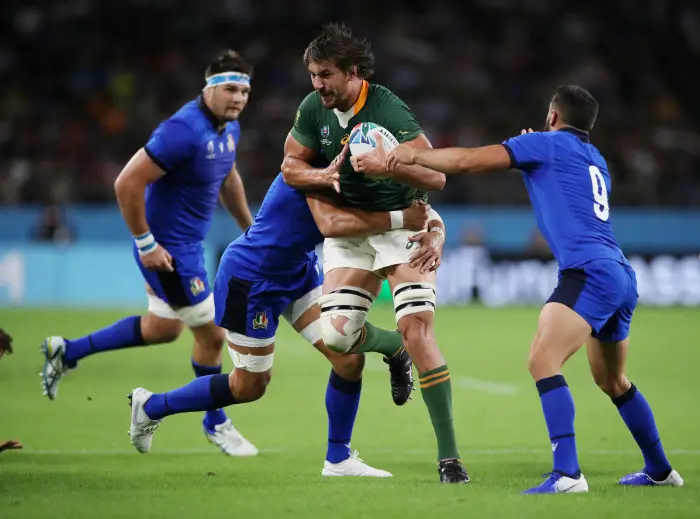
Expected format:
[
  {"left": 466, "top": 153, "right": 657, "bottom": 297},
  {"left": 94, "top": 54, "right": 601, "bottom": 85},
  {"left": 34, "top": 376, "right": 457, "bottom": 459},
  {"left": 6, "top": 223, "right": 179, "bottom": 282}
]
[
  {"left": 290, "top": 128, "right": 319, "bottom": 150},
  {"left": 396, "top": 130, "right": 423, "bottom": 144},
  {"left": 501, "top": 143, "right": 516, "bottom": 169},
  {"left": 143, "top": 145, "right": 169, "bottom": 173}
]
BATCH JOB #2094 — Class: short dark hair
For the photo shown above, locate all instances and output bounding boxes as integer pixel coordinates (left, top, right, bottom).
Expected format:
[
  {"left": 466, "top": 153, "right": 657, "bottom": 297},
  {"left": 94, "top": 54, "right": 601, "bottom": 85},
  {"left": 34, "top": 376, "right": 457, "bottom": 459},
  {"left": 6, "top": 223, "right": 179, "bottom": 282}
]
[
  {"left": 303, "top": 23, "right": 375, "bottom": 79},
  {"left": 205, "top": 50, "right": 253, "bottom": 79},
  {"left": 551, "top": 85, "right": 599, "bottom": 131}
]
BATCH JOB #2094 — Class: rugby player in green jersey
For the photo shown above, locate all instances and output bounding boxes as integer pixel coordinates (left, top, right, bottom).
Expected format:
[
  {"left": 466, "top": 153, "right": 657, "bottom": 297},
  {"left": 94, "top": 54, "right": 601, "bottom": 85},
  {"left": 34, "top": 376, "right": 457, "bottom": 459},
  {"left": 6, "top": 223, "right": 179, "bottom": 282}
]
[{"left": 281, "top": 23, "right": 468, "bottom": 484}]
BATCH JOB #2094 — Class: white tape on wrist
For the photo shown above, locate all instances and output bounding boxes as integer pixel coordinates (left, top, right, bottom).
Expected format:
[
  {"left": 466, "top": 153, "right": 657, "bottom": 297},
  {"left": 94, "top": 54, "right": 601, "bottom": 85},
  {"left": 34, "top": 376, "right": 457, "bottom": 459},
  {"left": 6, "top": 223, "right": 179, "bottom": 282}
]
[
  {"left": 135, "top": 232, "right": 157, "bottom": 256},
  {"left": 430, "top": 226, "right": 445, "bottom": 239},
  {"left": 390, "top": 210, "right": 404, "bottom": 230}
]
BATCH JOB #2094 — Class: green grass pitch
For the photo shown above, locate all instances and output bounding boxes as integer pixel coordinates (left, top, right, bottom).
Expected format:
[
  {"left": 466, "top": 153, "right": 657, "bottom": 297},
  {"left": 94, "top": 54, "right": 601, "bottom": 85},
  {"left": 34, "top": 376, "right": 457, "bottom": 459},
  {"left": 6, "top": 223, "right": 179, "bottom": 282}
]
[{"left": 0, "top": 306, "right": 698, "bottom": 518}]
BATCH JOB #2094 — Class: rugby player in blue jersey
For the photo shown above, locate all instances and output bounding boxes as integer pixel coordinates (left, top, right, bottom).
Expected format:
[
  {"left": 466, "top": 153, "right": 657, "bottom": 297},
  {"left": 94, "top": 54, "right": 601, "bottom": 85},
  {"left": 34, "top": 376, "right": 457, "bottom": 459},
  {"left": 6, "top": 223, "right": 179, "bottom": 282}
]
[
  {"left": 386, "top": 85, "right": 683, "bottom": 493},
  {"left": 127, "top": 168, "right": 441, "bottom": 476},
  {"left": 41, "top": 50, "right": 259, "bottom": 456}
]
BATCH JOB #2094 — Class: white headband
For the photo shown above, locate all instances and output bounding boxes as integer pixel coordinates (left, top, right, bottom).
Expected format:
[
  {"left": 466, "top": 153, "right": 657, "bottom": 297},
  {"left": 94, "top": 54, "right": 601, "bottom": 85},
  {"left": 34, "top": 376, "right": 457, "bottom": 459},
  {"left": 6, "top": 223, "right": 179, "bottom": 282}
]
[{"left": 205, "top": 72, "right": 251, "bottom": 88}]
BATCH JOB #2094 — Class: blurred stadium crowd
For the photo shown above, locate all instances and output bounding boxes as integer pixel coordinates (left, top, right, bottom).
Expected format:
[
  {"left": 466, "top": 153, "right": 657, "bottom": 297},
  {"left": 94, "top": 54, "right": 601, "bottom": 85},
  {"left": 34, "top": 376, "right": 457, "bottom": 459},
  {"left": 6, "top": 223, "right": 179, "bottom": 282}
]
[{"left": 1, "top": 0, "right": 699, "bottom": 207}]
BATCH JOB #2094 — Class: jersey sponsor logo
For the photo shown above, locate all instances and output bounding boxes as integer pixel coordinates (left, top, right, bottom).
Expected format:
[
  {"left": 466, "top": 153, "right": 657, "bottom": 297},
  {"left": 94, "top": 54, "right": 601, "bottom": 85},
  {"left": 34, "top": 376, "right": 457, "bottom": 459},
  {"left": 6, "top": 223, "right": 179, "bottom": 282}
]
[
  {"left": 206, "top": 140, "right": 216, "bottom": 159},
  {"left": 252, "top": 311, "right": 269, "bottom": 330},
  {"left": 227, "top": 133, "right": 236, "bottom": 152},
  {"left": 340, "top": 134, "right": 350, "bottom": 145},
  {"left": 190, "top": 277, "right": 206, "bottom": 296},
  {"left": 398, "top": 130, "right": 410, "bottom": 135}
]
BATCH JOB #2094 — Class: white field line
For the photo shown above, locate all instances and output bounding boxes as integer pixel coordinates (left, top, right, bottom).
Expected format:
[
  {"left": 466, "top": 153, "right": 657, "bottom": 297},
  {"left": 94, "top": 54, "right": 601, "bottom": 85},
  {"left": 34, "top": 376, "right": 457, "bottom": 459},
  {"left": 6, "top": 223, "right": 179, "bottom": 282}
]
[{"left": 21, "top": 448, "right": 700, "bottom": 456}]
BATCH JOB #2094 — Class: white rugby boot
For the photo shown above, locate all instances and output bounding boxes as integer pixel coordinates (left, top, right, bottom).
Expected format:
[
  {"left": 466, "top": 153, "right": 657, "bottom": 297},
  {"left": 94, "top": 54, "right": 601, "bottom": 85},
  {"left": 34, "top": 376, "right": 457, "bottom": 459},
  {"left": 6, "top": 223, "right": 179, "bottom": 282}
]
[
  {"left": 40, "top": 336, "right": 69, "bottom": 400},
  {"left": 322, "top": 450, "right": 392, "bottom": 477},
  {"left": 204, "top": 419, "right": 259, "bottom": 457},
  {"left": 128, "top": 387, "right": 161, "bottom": 454}
]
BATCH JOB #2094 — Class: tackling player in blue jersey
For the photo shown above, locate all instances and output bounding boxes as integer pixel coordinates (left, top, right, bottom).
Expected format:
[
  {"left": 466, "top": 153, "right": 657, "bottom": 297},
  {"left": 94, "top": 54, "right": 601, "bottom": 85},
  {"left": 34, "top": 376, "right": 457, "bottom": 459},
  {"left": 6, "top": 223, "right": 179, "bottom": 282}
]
[
  {"left": 41, "top": 50, "right": 259, "bottom": 456},
  {"left": 386, "top": 85, "right": 683, "bottom": 493},
  {"left": 127, "top": 169, "right": 442, "bottom": 476}
]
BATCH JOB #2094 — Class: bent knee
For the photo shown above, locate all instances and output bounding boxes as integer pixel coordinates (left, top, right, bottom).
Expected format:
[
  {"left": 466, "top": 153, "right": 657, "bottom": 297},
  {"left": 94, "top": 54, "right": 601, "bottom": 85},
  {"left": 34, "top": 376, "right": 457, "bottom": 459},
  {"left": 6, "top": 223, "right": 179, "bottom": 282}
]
[
  {"left": 593, "top": 374, "right": 630, "bottom": 398},
  {"left": 527, "top": 338, "right": 552, "bottom": 375},
  {"left": 398, "top": 312, "right": 433, "bottom": 344},
  {"left": 319, "top": 314, "right": 364, "bottom": 353},
  {"left": 141, "top": 315, "right": 183, "bottom": 343},
  {"left": 193, "top": 324, "right": 225, "bottom": 351},
  {"left": 230, "top": 370, "right": 272, "bottom": 403},
  {"left": 318, "top": 286, "right": 373, "bottom": 353},
  {"left": 327, "top": 351, "right": 365, "bottom": 380}
]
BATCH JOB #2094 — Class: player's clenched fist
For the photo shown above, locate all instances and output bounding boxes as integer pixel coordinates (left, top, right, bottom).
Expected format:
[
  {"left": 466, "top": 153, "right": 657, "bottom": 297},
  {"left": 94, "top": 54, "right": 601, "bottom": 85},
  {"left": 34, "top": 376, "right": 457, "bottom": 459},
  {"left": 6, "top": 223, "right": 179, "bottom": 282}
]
[
  {"left": 386, "top": 143, "right": 418, "bottom": 172},
  {"left": 402, "top": 200, "right": 431, "bottom": 231},
  {"left": 140, "top": 244, "right": 174, "bottom": 272}
]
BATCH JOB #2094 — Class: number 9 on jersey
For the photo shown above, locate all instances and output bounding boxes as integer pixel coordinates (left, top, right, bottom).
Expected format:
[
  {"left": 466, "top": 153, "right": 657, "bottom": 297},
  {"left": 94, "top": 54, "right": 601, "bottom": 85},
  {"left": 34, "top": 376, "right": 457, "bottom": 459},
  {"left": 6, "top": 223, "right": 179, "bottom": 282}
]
[{"left": 589, "top": 165, "right": 610, "bottom": 222}]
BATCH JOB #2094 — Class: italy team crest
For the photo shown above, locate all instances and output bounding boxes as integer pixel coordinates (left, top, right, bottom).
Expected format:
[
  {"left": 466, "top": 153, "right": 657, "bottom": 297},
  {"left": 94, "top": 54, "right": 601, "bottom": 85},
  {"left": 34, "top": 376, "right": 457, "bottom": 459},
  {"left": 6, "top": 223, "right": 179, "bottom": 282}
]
[
  {"left": 190, "top": 277, "right": 206, "bottom": 296},
  {"left": 227, "top": 133, "right": 235, "bottom": 152},
  {"left": 252, "top": 311, "right": 268, "bottom": 330}
]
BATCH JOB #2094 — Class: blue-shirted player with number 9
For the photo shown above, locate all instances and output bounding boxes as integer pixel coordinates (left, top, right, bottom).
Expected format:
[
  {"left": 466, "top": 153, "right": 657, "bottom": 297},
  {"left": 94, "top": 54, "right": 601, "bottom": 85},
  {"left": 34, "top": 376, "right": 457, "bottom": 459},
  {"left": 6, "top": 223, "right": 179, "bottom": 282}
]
[
  {"left": 40, "top": 50, "right": 260, "bottom": 457},
  {"left": 386, "top": 85, "right": 683, "bottom": 494}
]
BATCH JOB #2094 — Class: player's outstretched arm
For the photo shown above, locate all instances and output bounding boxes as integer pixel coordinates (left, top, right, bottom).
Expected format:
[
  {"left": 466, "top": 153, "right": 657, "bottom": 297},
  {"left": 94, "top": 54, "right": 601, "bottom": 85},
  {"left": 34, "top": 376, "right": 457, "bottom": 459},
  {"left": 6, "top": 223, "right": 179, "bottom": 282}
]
[
  {"left": 281, "top": 133, "right": 343, "bottom": 193},
  {"left": 306, "top": 195, "right": 429, "bottom": 238},
  {"left": 386, "top": 134, "right": 447, "bottom": 190},
  {"left": 387, "top": 144, "right": 512, "bottom": 175},
  {"left": 351, "top": 133, "right": 446, "bottom": 191},
  {"left": 114, "top": 149, "right": 165, "bottom": 236},
  {"left": 219, "top": 164, "right": 253, "bottom": 230}
]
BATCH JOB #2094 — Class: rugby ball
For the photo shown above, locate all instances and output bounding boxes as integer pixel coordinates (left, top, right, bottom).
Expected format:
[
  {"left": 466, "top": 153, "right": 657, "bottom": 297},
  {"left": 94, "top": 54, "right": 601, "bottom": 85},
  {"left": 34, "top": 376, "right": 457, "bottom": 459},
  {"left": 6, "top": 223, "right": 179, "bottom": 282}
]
[{"left": 348, "top": 122, "right": 399, "bottom": 156}]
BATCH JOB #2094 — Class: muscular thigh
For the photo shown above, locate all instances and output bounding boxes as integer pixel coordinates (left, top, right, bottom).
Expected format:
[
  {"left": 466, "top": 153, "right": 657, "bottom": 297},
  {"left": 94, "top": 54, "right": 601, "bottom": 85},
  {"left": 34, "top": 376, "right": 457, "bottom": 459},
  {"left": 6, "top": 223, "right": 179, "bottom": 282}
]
[
  {"left": 323, "top": 267, "right": 383, "bottom": 296},
  {"left": 548, "top": 260, "right": 637, "bottom": 342}
]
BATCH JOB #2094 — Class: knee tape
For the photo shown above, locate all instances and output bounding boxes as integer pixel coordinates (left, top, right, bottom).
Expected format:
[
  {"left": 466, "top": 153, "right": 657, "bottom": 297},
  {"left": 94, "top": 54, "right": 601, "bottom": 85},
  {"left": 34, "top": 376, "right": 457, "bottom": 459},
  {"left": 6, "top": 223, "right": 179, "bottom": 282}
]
[
  {"left": 178, "top": 294, "right": 216, "bottom": 328},
  {"left": 318, "top": 286, "right": 374, "bottom": 353},
  {"left": 298, "top": 319, "right": 322, "bottom": 345},
  {"left": 228, "top": 348, "right": 274, "bottom": 373},
  {"left": 393, "top": 282, "right": 436, "bottom": 323}
]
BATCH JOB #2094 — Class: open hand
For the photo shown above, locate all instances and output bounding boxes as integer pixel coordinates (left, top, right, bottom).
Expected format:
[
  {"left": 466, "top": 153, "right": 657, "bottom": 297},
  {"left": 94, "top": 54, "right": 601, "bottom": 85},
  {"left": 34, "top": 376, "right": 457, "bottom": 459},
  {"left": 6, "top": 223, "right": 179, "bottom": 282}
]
[
  {"left": 408, "top": 229, "right": 445, "bottom": 273},
  {"left": 386, "top": 143, "right": 418, "bottom": 172},
  {"left": 323, "top": 143, "right": 349, "bottom": 193}
]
